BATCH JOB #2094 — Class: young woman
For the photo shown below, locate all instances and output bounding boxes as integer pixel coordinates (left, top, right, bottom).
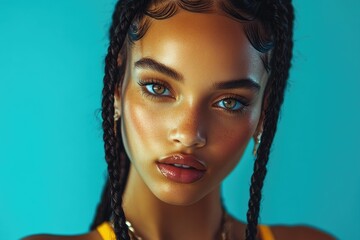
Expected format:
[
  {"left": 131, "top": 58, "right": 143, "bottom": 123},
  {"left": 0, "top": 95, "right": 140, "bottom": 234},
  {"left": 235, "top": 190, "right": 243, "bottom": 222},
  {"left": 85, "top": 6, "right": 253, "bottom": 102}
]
[{"left": 24, "top": 0, "right": 336, "bottom": 239}]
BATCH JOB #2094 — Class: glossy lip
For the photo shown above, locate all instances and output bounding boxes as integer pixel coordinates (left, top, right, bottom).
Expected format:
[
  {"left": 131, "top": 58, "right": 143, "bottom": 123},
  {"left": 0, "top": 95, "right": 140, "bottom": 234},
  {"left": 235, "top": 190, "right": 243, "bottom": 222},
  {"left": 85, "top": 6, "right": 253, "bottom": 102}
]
[
  {"left": 156, "top": 153, "right": 207, "bottom": 183},
  {"left": 158, "top": 153, "right": 207, "bottom": 171}
]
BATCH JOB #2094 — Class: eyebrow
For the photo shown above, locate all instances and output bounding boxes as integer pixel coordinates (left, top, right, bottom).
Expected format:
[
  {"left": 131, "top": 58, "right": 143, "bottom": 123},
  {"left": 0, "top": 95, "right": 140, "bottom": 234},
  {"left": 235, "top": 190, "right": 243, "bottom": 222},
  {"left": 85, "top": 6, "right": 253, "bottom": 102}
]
[
  {"left": 134, "top": 57, "right": 184, "bottom": 81},
  {"left": 135, "top": 57, "right": 260, "bottom": 91},
  {"left": 213, "top": 79, "right": 261, "bottom": 91}
]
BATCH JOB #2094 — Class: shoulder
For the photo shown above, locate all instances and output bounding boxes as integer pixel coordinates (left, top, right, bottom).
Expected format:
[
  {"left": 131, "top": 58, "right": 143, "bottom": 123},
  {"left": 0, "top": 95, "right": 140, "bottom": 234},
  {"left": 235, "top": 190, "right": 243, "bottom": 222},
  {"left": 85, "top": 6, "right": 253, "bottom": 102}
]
[
  {"left": 21, "top": 229, "right": 102, "bottom": 240},
  {"left": 229, "top": 216, "right": 336, "bottom": 240}
]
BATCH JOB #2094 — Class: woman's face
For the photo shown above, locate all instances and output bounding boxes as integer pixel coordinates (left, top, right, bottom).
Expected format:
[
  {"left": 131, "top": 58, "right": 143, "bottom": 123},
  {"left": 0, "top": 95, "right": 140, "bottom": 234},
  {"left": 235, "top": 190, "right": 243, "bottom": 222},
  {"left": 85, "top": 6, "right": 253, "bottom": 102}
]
[{"left": 116, "top": 10, "right": 268, "bottom": 205}]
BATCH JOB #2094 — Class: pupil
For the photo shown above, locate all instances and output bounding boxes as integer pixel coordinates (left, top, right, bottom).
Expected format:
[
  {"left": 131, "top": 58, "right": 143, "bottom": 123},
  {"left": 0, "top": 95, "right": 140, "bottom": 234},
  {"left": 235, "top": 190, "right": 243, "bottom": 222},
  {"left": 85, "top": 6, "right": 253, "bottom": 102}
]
[{"left": 153, "top": 84, "right": 164, "bottom": 94}]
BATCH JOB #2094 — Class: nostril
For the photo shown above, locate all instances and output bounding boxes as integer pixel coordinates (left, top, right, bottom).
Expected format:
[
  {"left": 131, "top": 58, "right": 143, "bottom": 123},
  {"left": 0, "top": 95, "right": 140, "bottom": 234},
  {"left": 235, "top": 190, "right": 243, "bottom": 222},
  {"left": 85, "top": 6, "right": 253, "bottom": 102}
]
[
  {"left": 171, "top": 134, "right": 206, "bottom": 148},
  {"left": 168, "top": 125, "right": 207, "bottom": 148}
]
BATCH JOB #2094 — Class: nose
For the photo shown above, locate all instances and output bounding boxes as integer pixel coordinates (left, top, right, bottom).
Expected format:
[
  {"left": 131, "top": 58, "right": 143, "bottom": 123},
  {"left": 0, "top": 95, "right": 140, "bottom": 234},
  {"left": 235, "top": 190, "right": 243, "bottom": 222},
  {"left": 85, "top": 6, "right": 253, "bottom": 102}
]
[{"left": 168, "top": 108, "right": 207, "bottom": 149}]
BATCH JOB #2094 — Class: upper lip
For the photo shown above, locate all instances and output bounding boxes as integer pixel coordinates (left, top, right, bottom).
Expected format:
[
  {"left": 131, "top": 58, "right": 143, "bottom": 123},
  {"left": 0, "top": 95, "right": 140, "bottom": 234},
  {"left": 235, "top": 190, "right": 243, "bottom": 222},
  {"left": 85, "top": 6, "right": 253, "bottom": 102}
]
[{"left": 157, "top": 153, "right": 207, "bottom": 171}]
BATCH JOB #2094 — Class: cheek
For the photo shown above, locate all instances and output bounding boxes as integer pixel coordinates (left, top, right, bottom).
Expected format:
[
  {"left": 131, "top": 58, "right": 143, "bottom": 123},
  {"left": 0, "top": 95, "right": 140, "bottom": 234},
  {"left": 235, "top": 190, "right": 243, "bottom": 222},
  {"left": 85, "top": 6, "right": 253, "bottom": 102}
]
[
  {"left": 209, "top": 111, "right": 261, "bottom": 169},
  {"left": 121, "top": 91, "right": 165, "bottom": 158},
  {"left": 214, "top": 120, "right": 253, "bottom": 157}
]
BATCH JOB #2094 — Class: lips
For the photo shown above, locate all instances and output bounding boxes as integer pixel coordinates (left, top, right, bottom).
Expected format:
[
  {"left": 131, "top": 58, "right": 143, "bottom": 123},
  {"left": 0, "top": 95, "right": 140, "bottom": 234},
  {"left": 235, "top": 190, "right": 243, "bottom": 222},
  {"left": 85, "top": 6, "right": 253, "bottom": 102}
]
[{"left": 156, "top": 154, "right": 207, "bottom": 183}]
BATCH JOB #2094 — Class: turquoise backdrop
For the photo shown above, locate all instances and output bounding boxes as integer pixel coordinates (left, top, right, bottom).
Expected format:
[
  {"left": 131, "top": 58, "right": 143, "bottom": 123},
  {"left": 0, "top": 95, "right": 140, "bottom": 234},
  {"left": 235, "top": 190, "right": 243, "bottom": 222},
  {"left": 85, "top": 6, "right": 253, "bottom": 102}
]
[{"left": 1, "top": 0, "right": 359, "bottom": 239}]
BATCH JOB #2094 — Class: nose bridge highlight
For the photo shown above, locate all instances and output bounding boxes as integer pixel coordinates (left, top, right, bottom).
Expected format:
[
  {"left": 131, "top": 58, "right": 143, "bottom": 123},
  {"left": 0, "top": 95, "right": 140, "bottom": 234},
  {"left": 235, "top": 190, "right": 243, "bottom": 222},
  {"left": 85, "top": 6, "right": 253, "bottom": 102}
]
[{"left": 169, "top": 103, "right": 207, "bottom": 148}]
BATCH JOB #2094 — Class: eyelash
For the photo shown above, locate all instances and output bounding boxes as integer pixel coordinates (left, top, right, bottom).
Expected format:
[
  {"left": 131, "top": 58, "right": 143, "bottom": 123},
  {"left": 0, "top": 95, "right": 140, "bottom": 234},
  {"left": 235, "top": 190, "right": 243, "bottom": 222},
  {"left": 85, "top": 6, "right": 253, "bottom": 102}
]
[
  {"left": 213, "top": 95, "right": 249, "bottom": 114},
  {"left": 137, "top": 79, "right": 174, "bottom": 100},
  {"left": 137, "top": 79, "right": 249, "bottom": 114}
]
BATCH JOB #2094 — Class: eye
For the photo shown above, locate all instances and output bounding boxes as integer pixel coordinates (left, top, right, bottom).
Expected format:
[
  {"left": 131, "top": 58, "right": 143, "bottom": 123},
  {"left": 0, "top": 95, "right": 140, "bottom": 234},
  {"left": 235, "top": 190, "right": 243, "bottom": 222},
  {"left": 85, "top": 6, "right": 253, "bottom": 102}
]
[
  {"left": 145, "top": 83, "right": 171, "bottom": 96},
  {"left": 215, "top": 98, "right": 245, "bottom": 112},
  {"left": 137, "top": 79, "right": 173, "bottom": 99}
]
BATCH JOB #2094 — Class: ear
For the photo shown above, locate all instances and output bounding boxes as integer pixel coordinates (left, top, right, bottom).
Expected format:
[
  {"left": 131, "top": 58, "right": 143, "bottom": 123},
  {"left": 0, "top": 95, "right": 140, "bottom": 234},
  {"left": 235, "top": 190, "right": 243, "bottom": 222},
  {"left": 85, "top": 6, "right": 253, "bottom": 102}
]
[
  {"left": 253, "top": 111, "right": 264, "bottom": 141},
  {"left": 253, "top": 92, "right": 267, "bottom": 141},
  {"left": 252, "top": 107, "right": 264, "bottom": 156},
  {"left": 114, "top": 84, "right": 121, "bottom": 121},
  {"left": 253, "top": 71, "right": 269, "bottom": 142}
]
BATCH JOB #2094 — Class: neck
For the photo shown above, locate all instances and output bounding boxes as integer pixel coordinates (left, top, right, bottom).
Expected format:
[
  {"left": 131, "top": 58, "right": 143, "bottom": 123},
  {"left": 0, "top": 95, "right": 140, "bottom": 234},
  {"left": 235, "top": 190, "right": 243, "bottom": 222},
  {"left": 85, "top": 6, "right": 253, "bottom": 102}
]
[{"left": 122, "top": 165, "right": 224, "bottom": 240}]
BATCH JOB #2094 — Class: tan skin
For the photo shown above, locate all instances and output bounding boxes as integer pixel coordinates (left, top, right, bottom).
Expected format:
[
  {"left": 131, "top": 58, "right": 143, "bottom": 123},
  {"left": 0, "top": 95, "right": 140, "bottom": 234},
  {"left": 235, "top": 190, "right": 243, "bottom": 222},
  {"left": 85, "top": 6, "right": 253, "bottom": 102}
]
[{"left": 23, "top": 11, "right": 336, "bottom": 240}]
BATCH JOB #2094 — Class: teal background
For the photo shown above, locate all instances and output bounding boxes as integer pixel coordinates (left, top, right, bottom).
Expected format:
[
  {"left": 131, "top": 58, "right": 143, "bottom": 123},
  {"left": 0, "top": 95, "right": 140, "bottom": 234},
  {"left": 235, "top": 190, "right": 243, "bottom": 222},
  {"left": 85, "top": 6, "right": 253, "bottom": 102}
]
[{"left": 0, "top": 0, "right": 359, "bottom": 239}]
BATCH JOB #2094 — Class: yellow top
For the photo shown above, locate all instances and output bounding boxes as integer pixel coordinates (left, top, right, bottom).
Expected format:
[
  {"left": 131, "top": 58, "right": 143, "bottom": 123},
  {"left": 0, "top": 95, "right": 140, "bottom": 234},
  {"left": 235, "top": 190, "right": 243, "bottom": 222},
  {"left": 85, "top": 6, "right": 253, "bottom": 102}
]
[
  {"left": 259, "top": 225, "right": 275, "bottom": 240},
  {"left": 97, "top": 222, "right": 115, "bottom": 240},
  {"left": 96, "top": 222, "right": 275, "bottom": 240}
]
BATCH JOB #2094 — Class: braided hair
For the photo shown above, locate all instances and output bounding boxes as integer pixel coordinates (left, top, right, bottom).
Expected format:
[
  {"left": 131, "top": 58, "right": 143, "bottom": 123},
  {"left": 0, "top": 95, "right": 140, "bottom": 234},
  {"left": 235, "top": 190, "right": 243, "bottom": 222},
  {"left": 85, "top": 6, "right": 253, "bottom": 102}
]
[
  {"left": 245, "top": 1, "right": 294, "bottom": 239},
  {"left": 98, "top": 1, "right": 149, "bottom": 239},
  {"left": 91, "top": 1, "right": 294, "bottom": 240}
]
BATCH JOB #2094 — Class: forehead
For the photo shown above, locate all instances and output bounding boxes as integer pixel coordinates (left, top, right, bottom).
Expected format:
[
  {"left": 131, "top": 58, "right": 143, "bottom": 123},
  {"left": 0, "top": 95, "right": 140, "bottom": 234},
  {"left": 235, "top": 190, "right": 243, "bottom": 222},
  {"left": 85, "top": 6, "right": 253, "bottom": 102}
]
[{"left": 130, "top": 10, "right": 266, "bottom": 83}]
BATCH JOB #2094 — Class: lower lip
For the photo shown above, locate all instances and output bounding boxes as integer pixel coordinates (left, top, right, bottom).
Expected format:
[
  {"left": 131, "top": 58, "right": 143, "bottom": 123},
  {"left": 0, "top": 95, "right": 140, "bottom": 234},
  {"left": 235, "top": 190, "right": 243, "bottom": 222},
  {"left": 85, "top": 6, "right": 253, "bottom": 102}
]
[{"left": 156, "top": 163, "right": 205, "bottom": 184}]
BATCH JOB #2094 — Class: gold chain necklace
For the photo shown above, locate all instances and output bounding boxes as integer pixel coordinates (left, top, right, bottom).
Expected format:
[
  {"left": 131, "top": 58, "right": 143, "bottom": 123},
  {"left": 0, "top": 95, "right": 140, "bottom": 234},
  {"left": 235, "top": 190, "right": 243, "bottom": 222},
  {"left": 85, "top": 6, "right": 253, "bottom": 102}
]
[{"left": 124, "top": 210, "right": 232, "bottom": 240}]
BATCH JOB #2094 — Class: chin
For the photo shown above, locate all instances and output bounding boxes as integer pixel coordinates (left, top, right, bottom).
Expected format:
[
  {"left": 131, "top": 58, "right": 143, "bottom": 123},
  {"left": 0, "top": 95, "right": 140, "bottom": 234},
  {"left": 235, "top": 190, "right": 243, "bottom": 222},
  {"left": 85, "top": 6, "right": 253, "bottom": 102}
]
[
  {"left": 128, "top": 163, "right": 221, "bottom": 206},
  {"left": 148, "top": 180, "right": 217, "bottom": 206}
]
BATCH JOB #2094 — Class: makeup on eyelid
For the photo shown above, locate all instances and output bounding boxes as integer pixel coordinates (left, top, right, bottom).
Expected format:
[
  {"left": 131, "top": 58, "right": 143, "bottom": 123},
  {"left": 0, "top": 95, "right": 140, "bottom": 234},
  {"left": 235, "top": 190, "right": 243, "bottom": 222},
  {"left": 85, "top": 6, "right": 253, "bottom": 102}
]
[{"left": 137, "top": 78, "right": 254, "bottom": 113}]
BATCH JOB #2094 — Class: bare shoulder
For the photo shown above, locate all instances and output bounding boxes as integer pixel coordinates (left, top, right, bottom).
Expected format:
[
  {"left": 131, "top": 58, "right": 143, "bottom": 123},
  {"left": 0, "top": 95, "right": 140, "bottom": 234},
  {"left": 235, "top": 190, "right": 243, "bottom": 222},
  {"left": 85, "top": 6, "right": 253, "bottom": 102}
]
[
  {"left": 21, "top": 229, "right": 102, "bottom": 240},
  {"left": 229, "top": 216, "right": 336, "bottom": 240}
]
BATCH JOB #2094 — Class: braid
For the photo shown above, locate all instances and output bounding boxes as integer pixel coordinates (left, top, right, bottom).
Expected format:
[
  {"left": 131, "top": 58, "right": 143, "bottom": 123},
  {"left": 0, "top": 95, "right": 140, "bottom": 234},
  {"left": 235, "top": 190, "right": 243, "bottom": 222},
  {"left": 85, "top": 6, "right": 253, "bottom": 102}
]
[
  {"left": 101, "top": 1, "right": 149, "bottom": 239},
  {"left": 245, "top": 1, "right": 294, "bottom": 240},
  {"left": 91, "top": 0, "right": 134, "bottom": 229}
]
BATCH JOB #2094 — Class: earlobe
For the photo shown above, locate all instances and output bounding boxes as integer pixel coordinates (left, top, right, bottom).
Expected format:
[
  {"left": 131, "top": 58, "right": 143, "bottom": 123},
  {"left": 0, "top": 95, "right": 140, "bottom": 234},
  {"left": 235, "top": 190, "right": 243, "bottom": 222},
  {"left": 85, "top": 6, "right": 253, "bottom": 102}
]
[
  {"left": 253, "top": 110, "right": 265, "bottom": 156},
  {"left": 114, "top": 86, "right": 121, "bottom": 121},
  {"left": 253, "top": 88, "right": 268, "bottom": 142},
  {"left": 254, "top": 108, "right": 265, "bottom": 136},
  {"left": 252, "top": 132, "right": 262, "bottom": 156},
  {"left": 114, "top": 108, "right": 120, "bottom": 121}
]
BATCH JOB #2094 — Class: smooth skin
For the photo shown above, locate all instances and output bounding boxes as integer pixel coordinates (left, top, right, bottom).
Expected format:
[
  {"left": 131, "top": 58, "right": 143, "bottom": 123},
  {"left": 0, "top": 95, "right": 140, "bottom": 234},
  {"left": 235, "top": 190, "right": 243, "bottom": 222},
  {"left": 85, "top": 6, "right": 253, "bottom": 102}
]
[{"left": 23, "top": 10, "right": 336, "bottom": 240}]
